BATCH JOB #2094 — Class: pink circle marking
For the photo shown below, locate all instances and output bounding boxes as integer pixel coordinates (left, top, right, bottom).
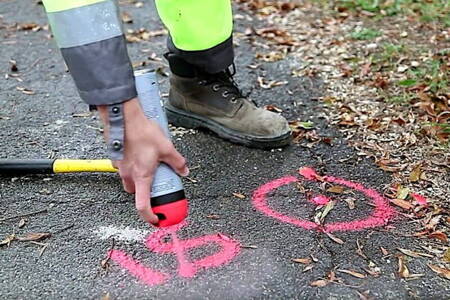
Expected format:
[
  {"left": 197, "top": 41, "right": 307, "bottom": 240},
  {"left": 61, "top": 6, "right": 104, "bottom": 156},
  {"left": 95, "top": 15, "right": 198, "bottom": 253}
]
[{"left": 252, "top": 167, "right": 396, "bottom": 232}]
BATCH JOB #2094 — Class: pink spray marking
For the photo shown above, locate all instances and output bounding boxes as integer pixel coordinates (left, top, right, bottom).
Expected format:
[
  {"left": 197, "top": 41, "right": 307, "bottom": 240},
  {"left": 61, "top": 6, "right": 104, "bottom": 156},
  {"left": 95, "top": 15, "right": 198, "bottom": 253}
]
[
  {"left": 311, "top": 195, "right": 331, "bottom": 205},
  {"left": 252, "top": 176, "right": 318, "bottom": 231},
  {"left": 108, "top": 221, "right": 241, "bottom": 286},
  {"left": 171, "top": 231, "right": 196, "bottom": 278},
  {"left": 146, "top": 221, "right": 241, "bottom": 278},
  {"left": 322, "top": 175, "right": 396, "bottom": 232},
  {"left": 252, "top": 167, "right": 396, "bottom": 232},
  {"left": 299, "top": 167, "right": 321, "bottom": 180},
  {"left": 411, "top": 193, "right": 428, "bottom": 206},
  {"left": 108, "top": 249, "right": 169, "bottom": 286}
]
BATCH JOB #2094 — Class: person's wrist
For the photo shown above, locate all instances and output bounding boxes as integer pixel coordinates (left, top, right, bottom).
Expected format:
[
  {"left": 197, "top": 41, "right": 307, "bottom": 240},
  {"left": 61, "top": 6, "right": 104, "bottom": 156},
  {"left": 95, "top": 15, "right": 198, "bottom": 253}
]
[
  {"left": 123, "top": 98, "right": 147, "bottom": 124},
  {"left": 96, "top": 97, "right": 144, "bottom": 126}
]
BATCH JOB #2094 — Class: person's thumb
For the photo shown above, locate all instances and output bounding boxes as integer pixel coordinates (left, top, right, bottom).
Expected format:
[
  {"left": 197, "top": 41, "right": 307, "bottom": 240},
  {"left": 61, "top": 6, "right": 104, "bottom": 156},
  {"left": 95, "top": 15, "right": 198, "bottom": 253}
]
[{"left": 162, "top": 146, "right": 189, "bottom": 177}]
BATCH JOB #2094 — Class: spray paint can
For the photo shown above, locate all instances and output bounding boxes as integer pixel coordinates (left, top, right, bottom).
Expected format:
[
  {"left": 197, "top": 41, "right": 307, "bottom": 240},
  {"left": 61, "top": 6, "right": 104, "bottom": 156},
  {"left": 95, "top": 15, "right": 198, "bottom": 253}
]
[{"left": 134, "top": 70, "right": 188, "bottom": 227}]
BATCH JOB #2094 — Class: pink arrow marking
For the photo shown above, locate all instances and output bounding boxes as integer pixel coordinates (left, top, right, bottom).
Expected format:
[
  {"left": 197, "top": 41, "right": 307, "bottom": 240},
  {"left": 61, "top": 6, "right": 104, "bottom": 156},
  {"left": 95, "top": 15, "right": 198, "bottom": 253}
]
[
  {"left": 146, "top": 221, "right": 241, "bottom": 278},
  {"left": 108, "top": 221, "right": 241, "bottom": 286}
]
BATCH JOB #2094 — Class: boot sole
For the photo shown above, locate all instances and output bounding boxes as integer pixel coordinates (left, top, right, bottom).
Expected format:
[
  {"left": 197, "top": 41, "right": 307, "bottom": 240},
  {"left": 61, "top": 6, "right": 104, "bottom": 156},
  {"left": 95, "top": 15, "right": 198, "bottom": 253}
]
[{"left": 165, "top": 104, "right": 292, "bottom": 149}]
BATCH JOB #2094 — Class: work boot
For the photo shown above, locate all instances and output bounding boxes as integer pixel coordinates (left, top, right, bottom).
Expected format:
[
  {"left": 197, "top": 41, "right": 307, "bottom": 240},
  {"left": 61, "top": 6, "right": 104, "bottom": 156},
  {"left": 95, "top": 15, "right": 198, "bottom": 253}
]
[{"left": 164, "top": 56, "right": 292, "bottom": 149}]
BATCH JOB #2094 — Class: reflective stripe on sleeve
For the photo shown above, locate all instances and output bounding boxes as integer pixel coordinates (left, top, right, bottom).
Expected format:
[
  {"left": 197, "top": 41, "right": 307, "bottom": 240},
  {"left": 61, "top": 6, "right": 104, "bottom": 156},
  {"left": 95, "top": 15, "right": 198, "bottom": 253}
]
[
  {"left": 47, "top": 0, "right": 122, "bottom": 48},
  {"left": 42, "top": 0, "right": 106, "bottom": 13}
]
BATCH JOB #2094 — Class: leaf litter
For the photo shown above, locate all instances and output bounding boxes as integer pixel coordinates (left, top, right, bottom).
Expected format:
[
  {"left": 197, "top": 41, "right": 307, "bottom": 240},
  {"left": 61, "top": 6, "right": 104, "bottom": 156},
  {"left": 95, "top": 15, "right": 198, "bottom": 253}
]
[{"left": 233, "top": 0, "right": 449, "bottom": 284}]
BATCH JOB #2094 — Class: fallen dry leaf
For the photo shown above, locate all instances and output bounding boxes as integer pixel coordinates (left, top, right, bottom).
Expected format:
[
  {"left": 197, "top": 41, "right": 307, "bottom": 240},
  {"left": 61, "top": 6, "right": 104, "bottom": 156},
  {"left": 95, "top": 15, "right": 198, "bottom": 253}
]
[
  {"left": 390, "top": 198, "right": 413, "bottom": 210},
  {"left": 101, "top": 256, "right": 110, "bottom": 269},
  {"left": 292, "top": 258, "right": 312, "bottom": 264},
  {"left": 232, "top": 192, "right": 246, "bottom": 199},
  {"left": 397, "top": 248, "right": 433, "bottom": 258},
  {"left": 325, "top": 232, "right": 344, "bottom": 244},
  {"left": 101, "top": 292, "right": 111, "bottom": 300},
  {"left": 206, "top": 214, "right": 220, "bottom": 220},
  {"left": 427, "top": 264, "right": 450, "bottom": 280},
  {"left": 327, "top": 270, "right": 337, "bottom": 282},
  {"left": 126, "top": 28, "right": 167, "bottom": 43},
  {"left": 72, "top": 112, "right": 91, "bottom": 118},
  {"left": 356, "top": 239, "right": 368, "bottom": 259},
  {"left": 121, "top": 12, "right": 133, "bottom": 23},
  {"left": 289, "top": 120, "right": 315, "bottom": 131},
  {"left": 396, "top": 187, "right": 410, "bottom": 200},
  {"left": 326, "top": 185, "right": 345, "bottom": 194},
  {"left": 360, "top": 62, "right": 372, "bottom": 77},
  {"left": 16, "top": 86, "right": 35, "bottom": 95},
  {"left": 257, "top": 76, "right": 288, "bottom": 89},
  {"left": 0, "top": 234, "right": 16, "bottom": 246},
  {"left": 397, "top": 255, "right": 410, "bottom": 278},
  {"left": 320, "top": 201, "right": 335, "bottom": 222},
  {"left": 337, "top": 269, "right": 366, "bottom": 279},
  {"left": 363, "top": 267, "right": 381, "bottom": 277},
  {"left": 344, "top": 198, "right": 356, "bottom": 209},
  {"left": 365, "top": 261, "right": 382, "bottom": 277},
  {"left": 443, "top": 248, "right": 450, "bottom": 263},
  {"left": 425, "top": 215, "right": 442, "bottom": 231},
  {"left": 256, "top": 51, "right": 286, "bottom": 62},
  {"left": 264, "top": 104, "right": 283, "bottom": 113},
  {"left": 310, "top": 279, "right": 328, "bottom": 287},
  {"left": 18, "top": 218, "right": 26, "bottom": 228},
  {"left": 381, "top": 247, "right": 389, "bottom": 256},
  {"left": 16, "top": 232, "right": 51, "bottom": 242},
  {"left": 18, "top": 23, "right": 41, "bottom": 31},
  {"left": 356, "top": 290, "right": 372, "bottom": 300},
  {"left": 217, "top": 233, "right": 231, "bottom": 241},
  {"left": 409, "top": 165, "right": 422, "bottom": 182},
  {"left": 303, "top": 265, "right": 314, "bottom": 272},
  {"left": 428, "top": 231, "right": 448, "bottom": 243}
]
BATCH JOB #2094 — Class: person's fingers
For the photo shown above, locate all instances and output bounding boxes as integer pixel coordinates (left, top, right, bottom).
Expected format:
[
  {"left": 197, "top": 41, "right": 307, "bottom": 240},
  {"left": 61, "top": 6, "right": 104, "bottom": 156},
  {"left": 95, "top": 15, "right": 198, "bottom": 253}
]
[
  {"left": 134, "top": 176, "right": 159, "bottom": 224},
  {"left": 111, "top": 160, "right": 119, "bottom": 170},
  {"left": 119, "top": 168, "right": 135, "bottom": 194},
  {"left": 162, "top": 145, "right": 189, "bottom": 177},
  {"left": 121, "top": 177, "right": 135, "bottom": 194}
]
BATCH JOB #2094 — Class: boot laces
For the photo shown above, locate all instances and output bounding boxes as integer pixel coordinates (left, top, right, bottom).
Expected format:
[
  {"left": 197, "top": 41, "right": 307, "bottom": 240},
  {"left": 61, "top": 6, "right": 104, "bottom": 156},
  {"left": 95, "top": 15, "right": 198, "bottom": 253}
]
[{"left": 198, "top": 64, "right": 252, "bottom": 103}]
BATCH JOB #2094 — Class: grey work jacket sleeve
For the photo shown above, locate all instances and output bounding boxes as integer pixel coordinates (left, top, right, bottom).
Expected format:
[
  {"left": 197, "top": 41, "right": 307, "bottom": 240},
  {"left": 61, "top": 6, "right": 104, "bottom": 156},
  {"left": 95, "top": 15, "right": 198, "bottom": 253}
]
[{"left": 44, "top": 0, "right": 135, "bottom": 160}]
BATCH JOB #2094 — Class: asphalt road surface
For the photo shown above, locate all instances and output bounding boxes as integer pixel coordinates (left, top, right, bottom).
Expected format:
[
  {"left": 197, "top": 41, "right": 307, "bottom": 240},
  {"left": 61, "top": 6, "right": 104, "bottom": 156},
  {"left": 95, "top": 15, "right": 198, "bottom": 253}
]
[{"left": 1, "top": 1, "right": 448, "bottom": 299}]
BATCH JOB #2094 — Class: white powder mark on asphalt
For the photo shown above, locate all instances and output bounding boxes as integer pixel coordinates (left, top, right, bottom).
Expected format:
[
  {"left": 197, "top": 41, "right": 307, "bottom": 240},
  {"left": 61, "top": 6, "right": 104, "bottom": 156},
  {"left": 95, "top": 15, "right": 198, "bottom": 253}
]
[{"left": 94, "top": 225, "right": 154, "bottom": 242}]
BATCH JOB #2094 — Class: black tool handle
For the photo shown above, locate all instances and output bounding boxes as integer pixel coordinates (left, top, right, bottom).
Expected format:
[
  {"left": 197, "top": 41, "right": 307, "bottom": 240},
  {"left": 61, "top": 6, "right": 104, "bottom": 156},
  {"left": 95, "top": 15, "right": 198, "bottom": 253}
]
[{"left": 0, "top": 159, "right": 55, "bottom": 176}]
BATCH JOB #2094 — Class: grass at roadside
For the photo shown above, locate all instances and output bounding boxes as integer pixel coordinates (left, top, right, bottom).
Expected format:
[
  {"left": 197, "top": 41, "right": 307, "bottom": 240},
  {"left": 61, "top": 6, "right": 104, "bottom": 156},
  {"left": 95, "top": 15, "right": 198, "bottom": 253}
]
[
  {"left": 323, "top": 0, "right": 450, "bottom": 26},
  {"left": 319, "top": 0, "right": 450, "bottom": 145}
]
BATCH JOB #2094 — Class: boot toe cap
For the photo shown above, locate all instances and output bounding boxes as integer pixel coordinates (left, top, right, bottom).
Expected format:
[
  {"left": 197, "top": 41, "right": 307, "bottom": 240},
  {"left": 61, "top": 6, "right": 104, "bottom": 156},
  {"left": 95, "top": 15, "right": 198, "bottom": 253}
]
[{"left": 255, "top": 110, "right": 291, "bottom": 137}]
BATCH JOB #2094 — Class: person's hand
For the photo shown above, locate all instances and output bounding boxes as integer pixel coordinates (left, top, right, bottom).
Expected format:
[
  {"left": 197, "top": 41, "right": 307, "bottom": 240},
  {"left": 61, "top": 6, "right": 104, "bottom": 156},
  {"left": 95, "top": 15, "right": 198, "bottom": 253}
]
[{"left": 98, "top": 98, "right": 189, "bottom": 224}]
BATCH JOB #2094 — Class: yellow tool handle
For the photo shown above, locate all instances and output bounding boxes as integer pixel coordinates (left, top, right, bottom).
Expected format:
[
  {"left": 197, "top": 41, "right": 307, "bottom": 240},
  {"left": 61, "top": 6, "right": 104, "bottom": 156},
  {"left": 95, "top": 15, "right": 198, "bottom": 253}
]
[{"left": 53, "top": 159, "right": 117, "bottom": 173}]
